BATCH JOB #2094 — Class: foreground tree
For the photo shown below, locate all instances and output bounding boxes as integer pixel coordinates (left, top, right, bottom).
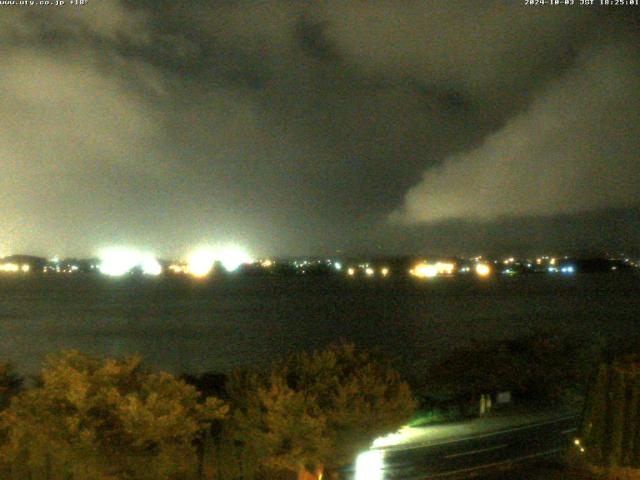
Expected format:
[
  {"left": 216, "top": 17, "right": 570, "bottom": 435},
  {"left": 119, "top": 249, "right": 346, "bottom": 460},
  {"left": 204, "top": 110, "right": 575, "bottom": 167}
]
[
  {"left": 229, "top": 343, "right": 415, "bottom": 479},
  {"left": 580, "top": 356, "right": 640, "bottom": 470},
  {"left": 0, "top": 351, "right": 227, "bottom": 480}
]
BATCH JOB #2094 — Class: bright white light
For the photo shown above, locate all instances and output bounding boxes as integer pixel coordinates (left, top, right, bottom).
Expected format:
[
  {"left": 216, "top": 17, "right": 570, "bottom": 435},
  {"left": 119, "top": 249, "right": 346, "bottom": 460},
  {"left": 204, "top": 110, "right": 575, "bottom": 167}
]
[
  {"left": 435, "top": 262, "right": 455, "bottom": 275},
  {"left": 365, "top": 267, "right": 375, "bottom": 276},
  {"left": 187, "top": 249, "right": 216, "bottom": 278},
  {"left": 141, "top": 255, "right": 162, "bottom": 276},
  {"left": 412, "top": 263, "right": 438, "bottom": 278},
  {"left": 334, "top": 262, "right": 342, "bottom": 271},
  {"left": 355, "top": 450, "right": 384, "bottom": 480},
  {"left": 348, "top": 267, "right": 356, "bottom": 276},
  {"left": 21, "top": 264, "right": 30, "bottom": 273},
  {"left": 217, "top": 246, "right": 252, "bottom": 272},
  {"left": 99, "top": 248, "right": 140, "bottom": 277},
  {"left": 381, "top": 267, "right": 389, "bottom": 277},
  {"left": 0, "top": 263, "right": 19, "bottom": 273},
  {"left": 475, "top": 263, "right": 491, "bottom": 277}
]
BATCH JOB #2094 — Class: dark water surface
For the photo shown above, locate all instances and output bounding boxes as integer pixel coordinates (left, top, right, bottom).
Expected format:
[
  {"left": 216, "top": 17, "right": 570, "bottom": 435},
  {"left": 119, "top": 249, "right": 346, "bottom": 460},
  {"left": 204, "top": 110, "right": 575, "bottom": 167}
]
[{"left": 1, "top": 273, "right": 639, "bottom": 376}]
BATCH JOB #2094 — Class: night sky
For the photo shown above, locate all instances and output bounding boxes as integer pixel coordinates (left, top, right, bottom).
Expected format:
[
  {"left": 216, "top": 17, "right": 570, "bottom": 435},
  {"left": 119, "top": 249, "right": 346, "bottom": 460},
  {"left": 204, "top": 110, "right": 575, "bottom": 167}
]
[{"left": 1, "top": 1, "right": 639, "bottom": 258}]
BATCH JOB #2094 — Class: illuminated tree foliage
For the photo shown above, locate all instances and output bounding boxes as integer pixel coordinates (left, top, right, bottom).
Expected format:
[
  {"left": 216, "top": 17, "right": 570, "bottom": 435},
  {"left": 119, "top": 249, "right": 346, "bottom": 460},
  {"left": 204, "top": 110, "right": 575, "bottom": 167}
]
[
  {"left": 228, "top": 343, "right": 415, "bottom": 479},
  {"left": 0, "top": 351, "right": 227, "bottom": 480},
  {"left": 581, "top": 356, "right": 640, "bottom": 468}
]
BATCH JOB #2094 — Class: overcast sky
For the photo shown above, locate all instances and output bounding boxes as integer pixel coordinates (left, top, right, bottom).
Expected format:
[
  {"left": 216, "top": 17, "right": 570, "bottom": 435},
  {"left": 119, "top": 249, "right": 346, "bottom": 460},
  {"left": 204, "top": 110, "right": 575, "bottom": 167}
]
[{"left": 1, "top": 1, "right": 639, "bottom": 258}]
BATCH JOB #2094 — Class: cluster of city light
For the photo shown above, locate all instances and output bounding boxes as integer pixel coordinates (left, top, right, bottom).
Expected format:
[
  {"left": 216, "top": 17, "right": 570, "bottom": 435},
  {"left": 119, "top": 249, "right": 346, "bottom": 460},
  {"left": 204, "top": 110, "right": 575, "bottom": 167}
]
[
  {"left": 408, "top": 261, "right": 492, "bottom": 279},
  {"left": 535, "top": 256, "right": 557, "bottom": 266},
  {"left": 410, "top": 261, "right": 455, "bottom": 279},
  {"left": 0, "top": 262, "right": 29, "bottom": 273},
  {"left": 44, "top": 257, "right": 81, "bottom": 273},
  {"left": 346, "top": 265, "right": 390, "bottom": 278},
  {"left": 4, "top": 249, "right": 637, "bottom": 279},
  {"left": 287, "top": 258, "right": 345, "bottom": 274},
  {"left": 500, "top": 255, "right": 582, "bottom": 275},
  {"left": 44, "top": 264, "right": 80, "bottom": 274}
]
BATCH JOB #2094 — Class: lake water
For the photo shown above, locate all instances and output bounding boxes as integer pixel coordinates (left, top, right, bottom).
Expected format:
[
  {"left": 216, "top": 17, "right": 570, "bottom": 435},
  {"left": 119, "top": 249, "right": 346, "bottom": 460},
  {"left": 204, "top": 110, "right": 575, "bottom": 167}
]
[{"left": 1, "top": 273, "right": 639, "bottom": 377}]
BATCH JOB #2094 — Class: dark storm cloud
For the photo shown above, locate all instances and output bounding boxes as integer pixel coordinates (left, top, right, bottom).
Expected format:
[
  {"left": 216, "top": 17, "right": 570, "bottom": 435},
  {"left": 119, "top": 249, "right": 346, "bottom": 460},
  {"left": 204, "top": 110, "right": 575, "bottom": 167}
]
[{"left": 0, "top": 1, "right": 638, "bottom": 257}]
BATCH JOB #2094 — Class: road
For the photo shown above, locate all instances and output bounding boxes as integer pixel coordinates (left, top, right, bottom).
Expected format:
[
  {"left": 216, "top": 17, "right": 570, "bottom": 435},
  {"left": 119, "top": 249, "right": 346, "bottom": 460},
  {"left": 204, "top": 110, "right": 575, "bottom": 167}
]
[{"left": 348, "top": 415, "right": 579, "bottom": 479}]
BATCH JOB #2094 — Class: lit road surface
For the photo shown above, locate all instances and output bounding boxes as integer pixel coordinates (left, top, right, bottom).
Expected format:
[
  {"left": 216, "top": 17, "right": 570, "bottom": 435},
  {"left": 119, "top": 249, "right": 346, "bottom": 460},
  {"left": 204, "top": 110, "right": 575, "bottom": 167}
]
[{"left": 349, "top": 415, "right": 578, "bottom": 479}]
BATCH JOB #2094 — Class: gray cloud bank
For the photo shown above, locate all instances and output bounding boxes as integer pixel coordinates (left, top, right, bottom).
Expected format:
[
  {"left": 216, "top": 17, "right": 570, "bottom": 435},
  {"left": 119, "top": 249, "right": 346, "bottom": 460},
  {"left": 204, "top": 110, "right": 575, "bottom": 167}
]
[{"left": 390, "top": 44, "right": 640, "bottom": 224}]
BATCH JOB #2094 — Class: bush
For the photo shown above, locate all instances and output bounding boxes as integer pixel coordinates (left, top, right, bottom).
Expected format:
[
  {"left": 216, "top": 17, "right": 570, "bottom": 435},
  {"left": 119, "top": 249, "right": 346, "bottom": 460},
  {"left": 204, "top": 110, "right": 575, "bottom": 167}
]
[{"left": 424, "top": 331, "right": 603, "bottom": 407}]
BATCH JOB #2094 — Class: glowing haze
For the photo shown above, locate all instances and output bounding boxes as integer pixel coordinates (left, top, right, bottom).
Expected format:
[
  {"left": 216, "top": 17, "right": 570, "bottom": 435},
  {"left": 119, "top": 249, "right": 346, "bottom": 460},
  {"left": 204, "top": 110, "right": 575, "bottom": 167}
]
[
  {"left": 98, "top": 248, "right": 168, "bottom": 277},
  {"left": 98, "top": 245, "right": 253, "bottom": 277}
]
